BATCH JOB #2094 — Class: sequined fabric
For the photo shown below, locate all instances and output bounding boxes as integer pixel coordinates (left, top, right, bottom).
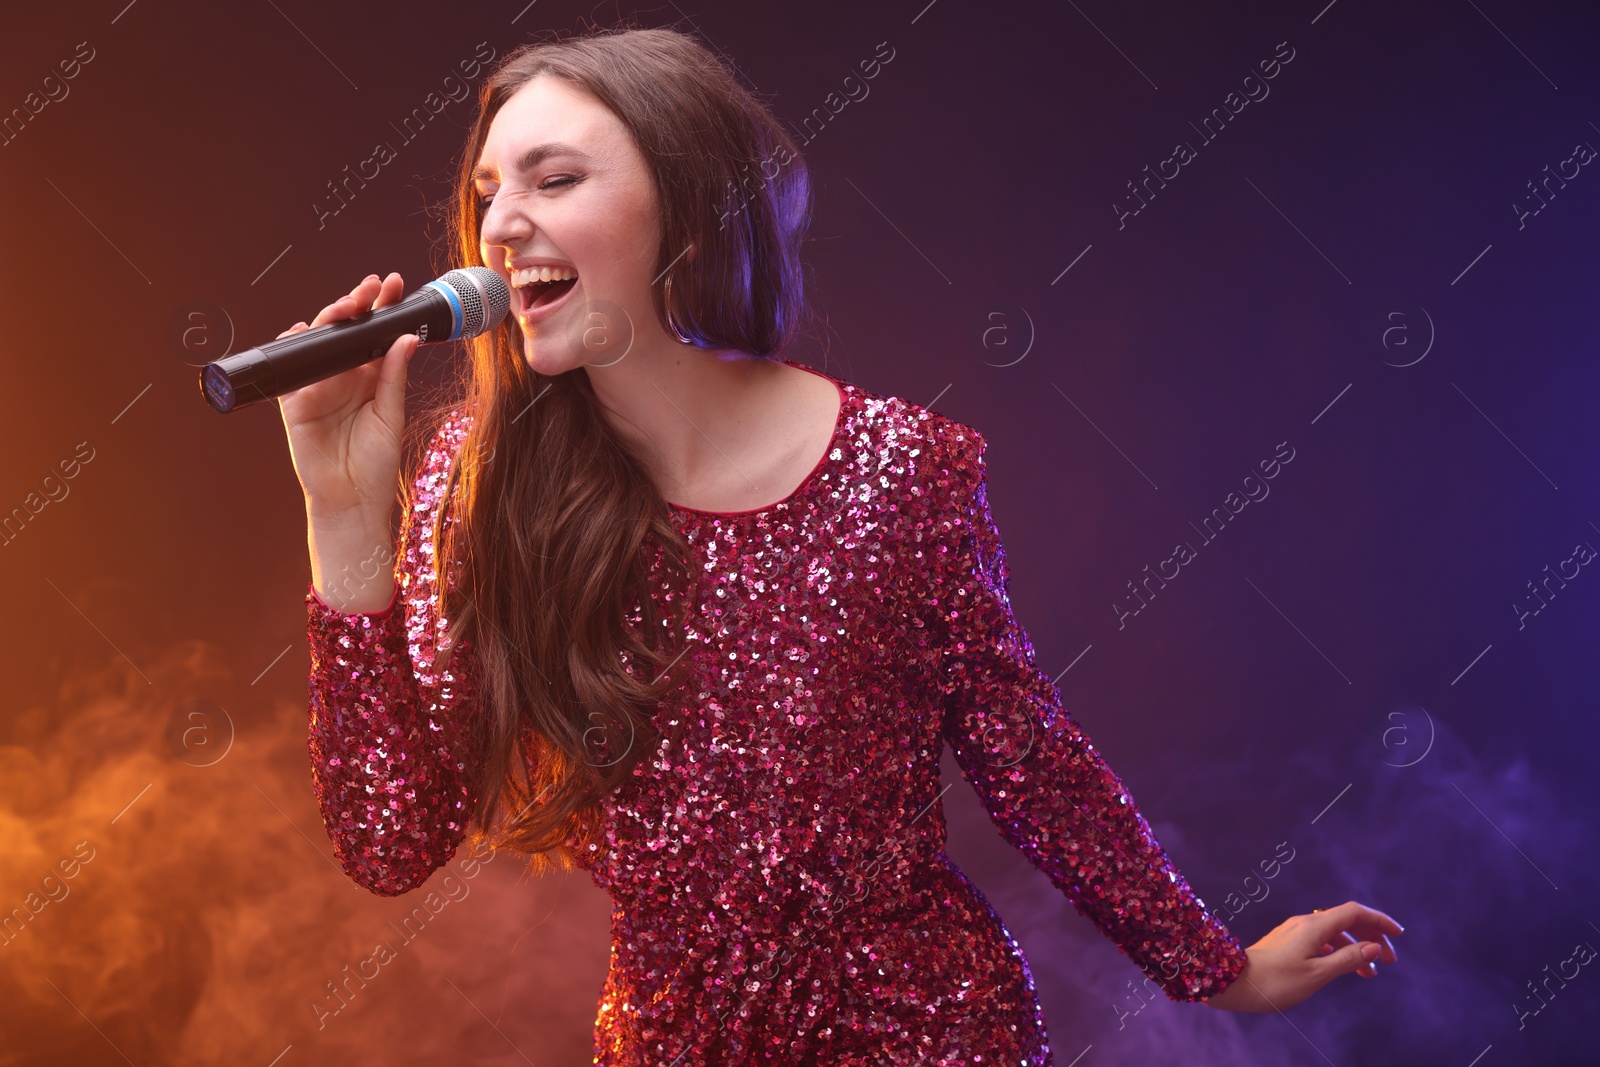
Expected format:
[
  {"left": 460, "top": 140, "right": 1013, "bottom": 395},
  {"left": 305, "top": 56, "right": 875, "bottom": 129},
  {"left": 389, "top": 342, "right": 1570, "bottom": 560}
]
[{"left": 305, "top": 358, "right": 1249, "bottom": 1065}]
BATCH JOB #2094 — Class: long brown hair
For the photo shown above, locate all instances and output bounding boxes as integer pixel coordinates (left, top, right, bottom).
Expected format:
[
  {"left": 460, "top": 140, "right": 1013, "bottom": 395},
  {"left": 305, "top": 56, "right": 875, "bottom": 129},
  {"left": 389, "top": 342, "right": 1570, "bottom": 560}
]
[{"left": 412, "top": 24, "right": 813, "bottom": 874}]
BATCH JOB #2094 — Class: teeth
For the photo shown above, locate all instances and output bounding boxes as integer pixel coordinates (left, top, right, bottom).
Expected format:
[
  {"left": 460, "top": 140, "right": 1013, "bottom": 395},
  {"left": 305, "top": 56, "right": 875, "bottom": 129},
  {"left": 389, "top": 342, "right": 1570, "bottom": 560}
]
[{"left": 510, "top": 266, "right": 577, "bottom": 287}]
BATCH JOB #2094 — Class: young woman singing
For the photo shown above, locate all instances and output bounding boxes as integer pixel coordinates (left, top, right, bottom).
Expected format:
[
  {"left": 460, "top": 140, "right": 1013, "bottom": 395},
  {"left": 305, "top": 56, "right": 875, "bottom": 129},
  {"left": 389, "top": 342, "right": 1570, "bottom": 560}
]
[{"left": 278, "top": 25, "right": 1402, "bottom": 1065}]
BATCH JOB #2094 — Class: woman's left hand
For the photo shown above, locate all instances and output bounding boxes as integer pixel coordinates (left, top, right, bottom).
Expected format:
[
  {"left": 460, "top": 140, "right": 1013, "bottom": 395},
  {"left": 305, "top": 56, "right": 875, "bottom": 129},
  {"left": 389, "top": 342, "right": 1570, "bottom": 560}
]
[{"left": 1202, "top": 900, "right": 1403, "bottom": 1013}]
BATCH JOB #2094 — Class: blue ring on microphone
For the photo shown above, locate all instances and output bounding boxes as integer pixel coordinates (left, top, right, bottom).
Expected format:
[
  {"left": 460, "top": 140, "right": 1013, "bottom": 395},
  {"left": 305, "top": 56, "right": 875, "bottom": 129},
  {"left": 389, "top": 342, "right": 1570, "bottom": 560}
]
[{"left": 423, "top": 279, "right": 464, "bottom": 339}]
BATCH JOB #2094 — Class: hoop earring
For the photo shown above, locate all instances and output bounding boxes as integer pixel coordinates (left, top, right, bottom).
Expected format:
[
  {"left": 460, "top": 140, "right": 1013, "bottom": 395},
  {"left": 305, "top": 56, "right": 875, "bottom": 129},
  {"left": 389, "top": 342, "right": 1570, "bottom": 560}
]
[{"left": 663, "top": 274, "right": 694, "bottom": 345}]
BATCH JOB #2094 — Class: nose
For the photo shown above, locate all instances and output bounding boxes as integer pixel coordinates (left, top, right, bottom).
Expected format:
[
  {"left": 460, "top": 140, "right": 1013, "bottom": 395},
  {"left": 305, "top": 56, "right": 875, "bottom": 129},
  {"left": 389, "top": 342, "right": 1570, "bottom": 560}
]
[{"left": 479, "top": 196, "right": 532, "bottom": 260}]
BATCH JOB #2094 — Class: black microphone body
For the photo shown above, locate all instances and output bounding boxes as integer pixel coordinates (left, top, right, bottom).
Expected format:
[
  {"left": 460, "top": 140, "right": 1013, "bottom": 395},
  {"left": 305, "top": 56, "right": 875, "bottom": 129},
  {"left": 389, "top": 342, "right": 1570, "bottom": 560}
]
[{"left": 199, "top": 266, "right": 509, "bottom": 413}]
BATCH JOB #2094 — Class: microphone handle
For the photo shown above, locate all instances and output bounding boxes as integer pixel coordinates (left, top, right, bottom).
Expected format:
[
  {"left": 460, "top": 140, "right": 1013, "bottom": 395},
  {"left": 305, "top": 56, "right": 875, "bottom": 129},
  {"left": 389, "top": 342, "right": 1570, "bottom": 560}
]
[{"left": 200, "top": 287, "right": 457, "bottom": 413}]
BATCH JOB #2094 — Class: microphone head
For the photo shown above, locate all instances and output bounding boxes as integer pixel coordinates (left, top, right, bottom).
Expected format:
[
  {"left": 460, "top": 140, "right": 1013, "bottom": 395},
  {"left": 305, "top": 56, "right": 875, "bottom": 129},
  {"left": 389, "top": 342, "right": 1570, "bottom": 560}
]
[{"left": 434, "top": 266, "right": 511, "bottom": 339}]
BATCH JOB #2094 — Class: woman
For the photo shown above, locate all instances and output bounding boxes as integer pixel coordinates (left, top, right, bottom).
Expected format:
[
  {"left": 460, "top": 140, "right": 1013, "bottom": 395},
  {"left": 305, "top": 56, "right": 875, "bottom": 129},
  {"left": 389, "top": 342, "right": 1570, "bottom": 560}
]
[{"left": 278, "top": 25, "right": 1401, "bottom": 1065}]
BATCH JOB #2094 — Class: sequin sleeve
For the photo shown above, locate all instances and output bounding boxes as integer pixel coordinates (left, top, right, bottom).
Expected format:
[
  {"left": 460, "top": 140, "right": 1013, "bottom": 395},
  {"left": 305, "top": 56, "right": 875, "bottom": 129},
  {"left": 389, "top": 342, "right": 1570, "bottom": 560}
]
[
  {"left": 926, "top": 426, "right": 1250, "bottom": 1001},
  {"left": 304, "top": 417, "right": 477, "bottom": 898}
]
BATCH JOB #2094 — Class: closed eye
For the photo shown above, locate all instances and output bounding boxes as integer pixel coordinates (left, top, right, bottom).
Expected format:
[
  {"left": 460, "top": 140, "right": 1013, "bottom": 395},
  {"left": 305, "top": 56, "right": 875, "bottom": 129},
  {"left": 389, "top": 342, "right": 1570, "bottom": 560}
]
[{"left": 477, "top": 175, "right": 581, "bottom": 210}]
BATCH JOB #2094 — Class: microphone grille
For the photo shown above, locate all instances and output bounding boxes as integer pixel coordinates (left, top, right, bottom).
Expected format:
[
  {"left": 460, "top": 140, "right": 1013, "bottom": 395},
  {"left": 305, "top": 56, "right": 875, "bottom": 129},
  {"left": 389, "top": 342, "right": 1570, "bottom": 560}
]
[{"left": 440, "top": 266, "right": 511, "bottom": 338}]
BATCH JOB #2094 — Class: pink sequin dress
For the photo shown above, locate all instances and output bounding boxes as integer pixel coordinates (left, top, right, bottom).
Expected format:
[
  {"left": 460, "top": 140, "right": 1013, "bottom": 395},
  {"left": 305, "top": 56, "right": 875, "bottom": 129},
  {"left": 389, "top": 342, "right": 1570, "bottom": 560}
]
[{"left": 304, "top": 357, "right": 1248, "bottom": 1065}]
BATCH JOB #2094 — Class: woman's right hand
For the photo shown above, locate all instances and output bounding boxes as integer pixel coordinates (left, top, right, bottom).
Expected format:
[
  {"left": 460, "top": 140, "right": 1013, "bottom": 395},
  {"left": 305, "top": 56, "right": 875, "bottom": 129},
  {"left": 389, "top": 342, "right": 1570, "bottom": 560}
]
[
  {"left": 1201, "top": 900, "right": 1403, "bottom": 1012},
  {"left": 276, "top": 272, "right": 420, "bottom": 519}
]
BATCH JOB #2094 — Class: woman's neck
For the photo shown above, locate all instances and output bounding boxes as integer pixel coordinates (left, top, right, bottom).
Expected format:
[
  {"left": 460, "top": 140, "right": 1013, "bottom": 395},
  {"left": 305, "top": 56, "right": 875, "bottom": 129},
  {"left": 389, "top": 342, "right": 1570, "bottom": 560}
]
[{"left": 584, "top": 346, "right": 782, "bottom": 502}]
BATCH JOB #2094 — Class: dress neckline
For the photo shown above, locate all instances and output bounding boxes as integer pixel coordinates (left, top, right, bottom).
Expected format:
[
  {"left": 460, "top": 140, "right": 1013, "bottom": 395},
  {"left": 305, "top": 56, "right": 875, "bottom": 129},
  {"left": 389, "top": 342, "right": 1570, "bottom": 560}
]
[{"left": 664, "top": 357, "right": 848, "bottom": 520}]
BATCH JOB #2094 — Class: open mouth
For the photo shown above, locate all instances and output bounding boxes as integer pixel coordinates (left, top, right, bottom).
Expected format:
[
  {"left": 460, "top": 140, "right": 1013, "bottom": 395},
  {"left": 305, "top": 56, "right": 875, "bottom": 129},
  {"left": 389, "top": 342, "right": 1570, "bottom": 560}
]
[
  {"left": 510, "top": 265, "right": 579, "bottom": 317},
  {"left": 517, "top": 277, "right": 578, "bottom": 312}
]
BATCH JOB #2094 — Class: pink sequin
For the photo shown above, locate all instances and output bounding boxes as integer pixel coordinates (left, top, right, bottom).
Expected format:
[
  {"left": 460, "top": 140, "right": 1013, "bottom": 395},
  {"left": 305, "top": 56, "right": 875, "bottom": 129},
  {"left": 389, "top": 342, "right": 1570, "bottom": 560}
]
[{"left": 305, "top": 357, "right": 1248, "bottom": 1064}]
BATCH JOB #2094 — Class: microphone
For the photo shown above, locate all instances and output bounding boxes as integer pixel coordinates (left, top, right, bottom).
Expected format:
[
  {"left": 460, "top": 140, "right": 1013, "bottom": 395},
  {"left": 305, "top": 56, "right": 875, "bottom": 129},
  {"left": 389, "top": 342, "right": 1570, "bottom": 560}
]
[{"left": 198, "top": 266, "right": 510, "bottom": 413}]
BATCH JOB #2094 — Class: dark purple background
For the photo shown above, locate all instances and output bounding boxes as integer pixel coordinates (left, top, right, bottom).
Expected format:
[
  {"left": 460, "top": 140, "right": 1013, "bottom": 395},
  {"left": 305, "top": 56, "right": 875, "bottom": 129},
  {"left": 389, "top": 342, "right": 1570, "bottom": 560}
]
[{"left": 1, "top": 1, "right": 1596, "bottom": 1063}]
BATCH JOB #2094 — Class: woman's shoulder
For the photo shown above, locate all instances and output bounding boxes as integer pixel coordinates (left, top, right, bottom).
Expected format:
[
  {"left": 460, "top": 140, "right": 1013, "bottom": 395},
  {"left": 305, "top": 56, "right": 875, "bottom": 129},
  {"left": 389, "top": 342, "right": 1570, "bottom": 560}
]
[{"left": 832, "top": 370, "right": 989, "bottom": 493}]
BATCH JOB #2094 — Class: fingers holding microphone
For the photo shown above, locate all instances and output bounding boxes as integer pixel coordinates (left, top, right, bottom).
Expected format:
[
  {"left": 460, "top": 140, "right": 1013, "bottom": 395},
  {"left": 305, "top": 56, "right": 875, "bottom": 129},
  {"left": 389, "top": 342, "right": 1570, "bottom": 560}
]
[
  {"left": 313, "top": 272, "right": 405, "bottom": 328},
  {"left": 256, "top": 263, "right": 507, "bottom": 522},
  {"left": 276, "top": 273, "right": 419, "bottom": 423},
  {"left": 275, "top": 272, "right": 418, "bottom": 515},
  {"left": 275, "top": 272, "right": 400, "bottom": 339},
  {"left": 322, "top": 271, "right": 419, "bottom": 435},
  {"left": 375, "top": 312, "right": 423, "bottom": 439}
]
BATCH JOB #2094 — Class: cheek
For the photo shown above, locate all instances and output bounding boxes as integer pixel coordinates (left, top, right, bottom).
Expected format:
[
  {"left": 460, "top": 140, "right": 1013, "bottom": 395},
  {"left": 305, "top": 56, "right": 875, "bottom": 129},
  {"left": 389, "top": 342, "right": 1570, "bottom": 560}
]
[
  {"left": 578, "top": 217, "right": 661, "bottom": 290},
  {"left": 606, "top": 177, "right": 666, "bottom": 263}
]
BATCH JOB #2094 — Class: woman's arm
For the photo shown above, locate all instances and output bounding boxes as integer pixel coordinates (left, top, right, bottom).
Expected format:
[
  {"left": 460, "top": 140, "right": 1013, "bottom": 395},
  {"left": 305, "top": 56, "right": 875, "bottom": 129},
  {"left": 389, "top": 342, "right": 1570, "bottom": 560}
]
[
  {"left": 921, "top": 424, "right": 1248, "bottom": 1001},
  {"left": 304, "top": 414, "right": 479, "bottom": 897}
]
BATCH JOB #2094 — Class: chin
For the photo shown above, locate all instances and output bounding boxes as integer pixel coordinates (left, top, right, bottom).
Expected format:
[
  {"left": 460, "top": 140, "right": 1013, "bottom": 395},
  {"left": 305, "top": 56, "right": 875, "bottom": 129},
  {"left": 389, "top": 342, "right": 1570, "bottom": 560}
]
[{"left": 520, "top": 337, "right": 587, "bottom": 378}]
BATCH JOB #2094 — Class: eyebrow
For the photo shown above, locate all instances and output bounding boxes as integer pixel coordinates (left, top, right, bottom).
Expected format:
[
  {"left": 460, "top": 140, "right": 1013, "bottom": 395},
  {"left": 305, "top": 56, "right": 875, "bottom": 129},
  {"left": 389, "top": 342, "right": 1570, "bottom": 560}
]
[{"left": 471, "top": 142, "right": 590, "bottom": 182}]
